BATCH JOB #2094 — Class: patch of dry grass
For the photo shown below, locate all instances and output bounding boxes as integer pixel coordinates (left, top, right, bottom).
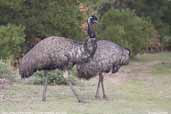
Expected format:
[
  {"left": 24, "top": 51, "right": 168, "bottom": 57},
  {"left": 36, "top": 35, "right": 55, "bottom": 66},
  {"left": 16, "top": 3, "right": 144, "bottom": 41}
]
[{"left": 0, "top": 52, "right": 171, "bottom": 114}]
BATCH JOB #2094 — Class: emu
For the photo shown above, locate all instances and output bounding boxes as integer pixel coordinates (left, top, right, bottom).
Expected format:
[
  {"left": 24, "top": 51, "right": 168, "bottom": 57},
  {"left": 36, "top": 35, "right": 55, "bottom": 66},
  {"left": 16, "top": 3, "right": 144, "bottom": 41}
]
[
  {"left": 19, "top": 16, "right": 98, "bottom": 102},
  {"left": 76, "top": 40, "right": 130, "bottom": 99}
]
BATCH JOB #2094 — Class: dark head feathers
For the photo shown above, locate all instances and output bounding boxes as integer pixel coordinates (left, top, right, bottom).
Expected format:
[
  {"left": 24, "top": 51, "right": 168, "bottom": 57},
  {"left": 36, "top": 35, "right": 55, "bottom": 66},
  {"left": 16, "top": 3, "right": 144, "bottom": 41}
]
[{"left": 88, "top": 15, "right": 98, "bottom": 24}]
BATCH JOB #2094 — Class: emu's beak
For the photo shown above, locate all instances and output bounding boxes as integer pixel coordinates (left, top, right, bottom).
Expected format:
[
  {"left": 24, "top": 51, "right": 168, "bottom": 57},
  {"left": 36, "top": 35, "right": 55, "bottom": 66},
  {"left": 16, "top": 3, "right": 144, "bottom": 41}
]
[{"left": 94, "top": 20, "right": 98, "bottom": 24}]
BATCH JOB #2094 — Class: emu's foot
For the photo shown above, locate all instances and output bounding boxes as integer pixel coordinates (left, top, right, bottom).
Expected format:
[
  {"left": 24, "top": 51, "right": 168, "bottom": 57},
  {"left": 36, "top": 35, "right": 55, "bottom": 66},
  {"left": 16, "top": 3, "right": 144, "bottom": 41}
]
[
  {"left": 78, "top": 99, "right": 87, "bottom": 103},
  {"left": 42, "top": 98, "right": 46, "bottom": 102},
  {"left": 95, "top": 95, "right": 101, "bottom": 99},
  {"left": 103, "top": 95, "right": 108, "bottom": 100}
]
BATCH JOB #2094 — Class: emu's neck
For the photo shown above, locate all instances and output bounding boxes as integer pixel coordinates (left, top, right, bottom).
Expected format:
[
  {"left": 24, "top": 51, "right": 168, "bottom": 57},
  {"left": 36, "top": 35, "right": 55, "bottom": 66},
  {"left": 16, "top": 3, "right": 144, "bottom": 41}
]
[
  {"left": 69, "top": 38, "right": 97, "bottom": 64},
  {"left": 68, "top": 22, "right": 97, "bottom": 64},
  {"left": 88, "top": 23, "right": 96, "bottom": 38}
]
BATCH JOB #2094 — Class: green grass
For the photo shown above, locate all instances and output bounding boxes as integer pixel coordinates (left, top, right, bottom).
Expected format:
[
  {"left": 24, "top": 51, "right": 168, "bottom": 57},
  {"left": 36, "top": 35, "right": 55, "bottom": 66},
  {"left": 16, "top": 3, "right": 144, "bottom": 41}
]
[
  {"left": 152, "top": 62, "right": 171, "bottom": 75},
  {"left": 133, "top": 52, "right": 171, "bottom": 62},
  {"left": 1, "top": 52, "right": 171, "bottom": 114}
]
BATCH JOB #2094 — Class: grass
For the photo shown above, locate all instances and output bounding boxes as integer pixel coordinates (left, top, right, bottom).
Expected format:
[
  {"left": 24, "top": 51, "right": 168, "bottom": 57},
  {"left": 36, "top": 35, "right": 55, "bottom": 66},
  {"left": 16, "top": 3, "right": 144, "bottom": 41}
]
[
  {"left": 0, "top": 52, "right": 171, "bottom": 114},
  {"left": 152, "top": 62, "right": 171, "bottom": 75},
  {"left": 133, "top": 52, "right": 171, "bottom": 62}
]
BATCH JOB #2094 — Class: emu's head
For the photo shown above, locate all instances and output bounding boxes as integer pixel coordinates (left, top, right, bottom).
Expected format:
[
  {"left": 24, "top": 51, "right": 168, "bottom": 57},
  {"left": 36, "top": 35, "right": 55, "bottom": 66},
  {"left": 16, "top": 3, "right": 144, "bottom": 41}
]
[
  {"left": 19, "top": 54, "right": 36, "bottom": 79},
  {"left": 87, "top": 15, "right": 98, "bottom": 25},
  {"left": 120, "top": 48, "right": 131, "bottom": 65},
  {"left": 87, "top": 15, "right": 98, "bottom": 38}
]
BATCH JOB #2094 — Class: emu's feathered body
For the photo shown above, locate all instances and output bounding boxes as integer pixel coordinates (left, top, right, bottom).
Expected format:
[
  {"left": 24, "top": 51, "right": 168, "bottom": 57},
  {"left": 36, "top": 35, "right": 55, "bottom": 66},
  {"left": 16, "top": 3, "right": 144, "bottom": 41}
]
[
  {"left": 77, "top": 40, "right": 130, "bottom": 80},
  {"left": 19, "top": 36, "right": 97, "bottom": 78},
  {"left": 76, "top": 40, "right": 130, "bottom": 99},
  {"left": 19, "top": 16, "right": 98, "bottom": 102}
]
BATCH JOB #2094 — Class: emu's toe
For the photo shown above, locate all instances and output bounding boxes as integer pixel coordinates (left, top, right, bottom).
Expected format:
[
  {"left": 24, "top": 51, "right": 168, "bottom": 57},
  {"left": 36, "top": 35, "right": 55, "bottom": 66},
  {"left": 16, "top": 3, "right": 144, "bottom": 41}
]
[
  {"left": 103, "top": 95, "right": 108, "bottom": 100},
  {"left": 95, "top": 95, "right": 101, "bottom": 99}
]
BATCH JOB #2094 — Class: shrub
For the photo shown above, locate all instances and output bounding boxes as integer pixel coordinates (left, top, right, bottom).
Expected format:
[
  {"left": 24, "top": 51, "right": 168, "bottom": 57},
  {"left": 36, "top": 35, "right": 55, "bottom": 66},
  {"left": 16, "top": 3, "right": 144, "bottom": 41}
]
[
  {"left": 0, "top": 0, "right": 84, "bottom": 40},
  {"left": 30, "top": 68, "right": 78, "bottom": 85},
  {"left": 0, "top": 60, "right": 15, "bottom": 81},
  {"left": 159, "top": 24, "right": 171, "bottom": 49},
  {"left": 32, "top": 70, "right": 66, "bottom": 85},
  {"left": 0, "top": 24, "right": 25, "bottom": 59},
  {"left": 97, "top": 9, "right": 155, "bottom": 56}
]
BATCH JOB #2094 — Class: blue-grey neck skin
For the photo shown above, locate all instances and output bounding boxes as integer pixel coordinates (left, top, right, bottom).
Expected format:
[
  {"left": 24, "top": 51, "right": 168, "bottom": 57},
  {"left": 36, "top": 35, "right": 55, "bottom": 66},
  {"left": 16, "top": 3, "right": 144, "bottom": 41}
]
[{"left": 87, "top": 23, "right": 96, "bottom": 38}]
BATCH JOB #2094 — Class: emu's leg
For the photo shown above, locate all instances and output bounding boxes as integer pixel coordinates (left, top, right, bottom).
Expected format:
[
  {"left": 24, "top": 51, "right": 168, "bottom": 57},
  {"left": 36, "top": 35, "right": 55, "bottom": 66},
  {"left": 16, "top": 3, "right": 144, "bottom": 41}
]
[
  {"left": 64, "top": 70, "right": 83, "bottom": 103},
  {"left": 99, "top": 73, "right": 107, "bottom": 99},
  {"left": 42, "top": 71, "right": 48, "bottom": 101},
  {"left": 95, "top": 74, "right": 101, "bottom": 99}
]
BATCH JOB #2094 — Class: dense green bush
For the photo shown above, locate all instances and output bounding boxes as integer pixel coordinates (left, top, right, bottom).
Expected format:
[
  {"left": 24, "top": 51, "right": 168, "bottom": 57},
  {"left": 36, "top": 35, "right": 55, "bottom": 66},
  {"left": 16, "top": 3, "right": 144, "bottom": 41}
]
[
  {"left": 32, "top": 70, "right": 66, "bottom": 85},
  {"left": 159, "top": 24, "right": 171, "bottom": 49},
  {"left": 31, "top": 68, "right": 78, "bottom": 85},
  {"left": 0, "top": 24, "right": 25, "bottom": 59},
  {"left": 85, "top": 0, "right": 171, "bottom": 49},
  {"left": 97, "top": 9, "right": 155, "bottom": 56},
  {"left": 130, "top": 0, "right": 171, "bottom": 49},
  {"left": 0, "top": 60, "right": 15, "bottom": 81},
  {"left": 0, "top": 0, "right": 84, "bottom": 40}
]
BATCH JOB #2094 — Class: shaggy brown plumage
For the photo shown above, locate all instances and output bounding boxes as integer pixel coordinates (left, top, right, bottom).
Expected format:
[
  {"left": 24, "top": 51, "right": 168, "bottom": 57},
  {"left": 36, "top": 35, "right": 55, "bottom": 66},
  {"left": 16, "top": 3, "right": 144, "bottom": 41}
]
[
  {"left": 77, "top": 40, "right": 130, "bottom": 80},
  {"left": 76, "top": 40, "right": 130, "bottom": 98},
  {"left": 19, "top": 36, "right": 97, "bottom": 78},
  {"left": 19, "top": 16, "right": 98, "bottom": 102}
]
